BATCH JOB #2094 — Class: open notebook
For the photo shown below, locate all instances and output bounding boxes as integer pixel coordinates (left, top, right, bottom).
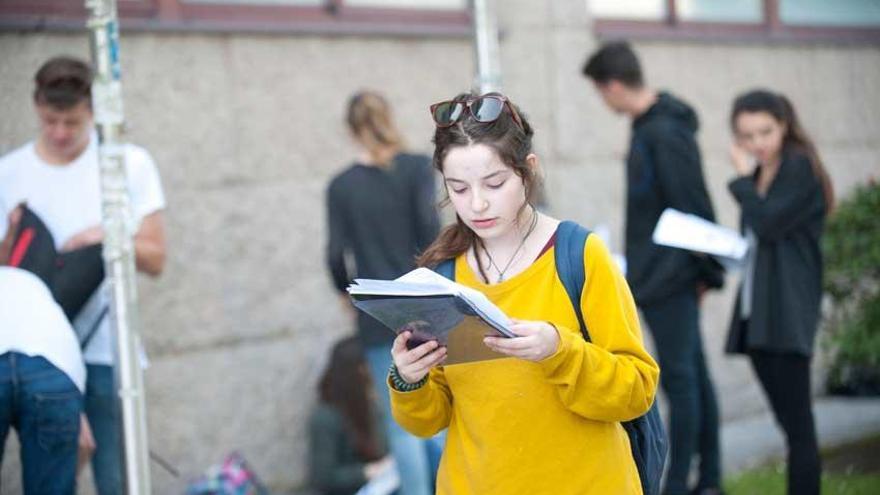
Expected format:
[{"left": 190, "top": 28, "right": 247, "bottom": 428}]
[{"left": 347, "top": 268, "right": 514, "bottom": 365}]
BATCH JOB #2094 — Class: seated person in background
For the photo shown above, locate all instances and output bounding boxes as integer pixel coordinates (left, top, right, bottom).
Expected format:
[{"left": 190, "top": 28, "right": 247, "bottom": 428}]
[{"left": 309, "top": 337, "right": 396, "bottom": 495}]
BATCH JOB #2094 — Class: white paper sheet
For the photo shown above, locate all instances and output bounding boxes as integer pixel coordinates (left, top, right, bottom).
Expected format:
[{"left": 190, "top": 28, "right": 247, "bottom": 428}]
[{"left": 652, "top": 208, "right": 748, "bottom": 261}]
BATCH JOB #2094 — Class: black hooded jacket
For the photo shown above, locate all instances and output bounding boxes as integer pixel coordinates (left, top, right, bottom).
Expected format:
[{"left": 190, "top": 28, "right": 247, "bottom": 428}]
[{"left": 624, "top": 92, "right": 724, "bottom": 306}]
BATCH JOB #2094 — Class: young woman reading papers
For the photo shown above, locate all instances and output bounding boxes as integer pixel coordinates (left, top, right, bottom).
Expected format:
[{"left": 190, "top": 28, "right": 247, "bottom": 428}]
[{"left": 387, "top": 92, "right": 659, "bottom": 494}]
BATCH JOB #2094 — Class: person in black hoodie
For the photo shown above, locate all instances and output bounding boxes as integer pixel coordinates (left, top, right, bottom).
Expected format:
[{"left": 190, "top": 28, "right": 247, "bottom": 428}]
[
  {"left": 727, "top": 90, "right": 833, "bottom": 495},
  {"left": 325, "top": 90, "right": 441, "bottom": 495},
  {"left": 583, "top": 41, "right": 724, "bottom": 495}
]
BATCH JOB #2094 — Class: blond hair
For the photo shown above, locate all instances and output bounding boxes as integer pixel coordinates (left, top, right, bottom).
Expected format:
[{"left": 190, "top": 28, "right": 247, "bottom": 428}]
[{"left": 346, "top": 91, "right": 404, "bottom": 167}]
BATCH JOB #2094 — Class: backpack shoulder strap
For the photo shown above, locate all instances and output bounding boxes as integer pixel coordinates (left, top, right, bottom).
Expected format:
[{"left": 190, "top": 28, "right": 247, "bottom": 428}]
[
  {"left": 434, "top": 259, "right": 456, "bottom": 281},
  {"left": 554, "top": 221, "right": 591, "bottom": 342}
]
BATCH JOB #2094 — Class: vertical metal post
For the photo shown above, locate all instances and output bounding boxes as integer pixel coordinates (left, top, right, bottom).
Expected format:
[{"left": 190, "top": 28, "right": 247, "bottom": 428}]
[
  {"left": 470, "top": 0, "right": 503, "bottom": 93},
  {"left": 85, "top": 1, "right": 152, "bottom": 493}
]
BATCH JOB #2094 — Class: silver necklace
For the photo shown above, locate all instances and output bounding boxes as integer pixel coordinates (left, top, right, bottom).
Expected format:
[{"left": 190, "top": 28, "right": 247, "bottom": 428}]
[{"left": 482, "top": 210, "right": 539, "bottom": 283}]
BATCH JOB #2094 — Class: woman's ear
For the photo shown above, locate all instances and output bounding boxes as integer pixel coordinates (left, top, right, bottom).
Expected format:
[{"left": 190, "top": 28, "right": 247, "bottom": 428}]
[{"left": 525, "top": 153, "right": 543, "bottom": 180}]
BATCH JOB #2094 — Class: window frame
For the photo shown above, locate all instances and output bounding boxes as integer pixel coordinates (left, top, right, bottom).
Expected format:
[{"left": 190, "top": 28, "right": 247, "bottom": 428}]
[
  {"left": 592, "top": 0, "right": 880, "bottom": 43},
  {"left": 0, "top": 0, "right": 472, "bottom": 37}
]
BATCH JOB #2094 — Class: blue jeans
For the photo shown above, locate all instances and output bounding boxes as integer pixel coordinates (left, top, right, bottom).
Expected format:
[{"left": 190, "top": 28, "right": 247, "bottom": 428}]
[
  {"left": 364, "top": 344, "right": 444, "bottom": 495},
  {"left": 642, "top": 290, "right": 721, "bottom": 495},
  {"left": 85, "top": 364, "right": 123, "bottom": 495},
  {"left": 0, "top": 352, "right": 82, "bottom": 495}
]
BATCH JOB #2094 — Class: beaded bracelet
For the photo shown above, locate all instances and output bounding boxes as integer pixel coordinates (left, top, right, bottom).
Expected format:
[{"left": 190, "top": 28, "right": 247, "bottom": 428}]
[{"left": 388, "top": 364, "right": 428, "bottom": 392}]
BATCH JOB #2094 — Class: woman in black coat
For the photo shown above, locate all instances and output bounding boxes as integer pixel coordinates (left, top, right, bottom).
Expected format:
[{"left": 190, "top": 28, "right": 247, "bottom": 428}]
[{"left": 726, "top": 90, "right": 834, "bottom": 495}]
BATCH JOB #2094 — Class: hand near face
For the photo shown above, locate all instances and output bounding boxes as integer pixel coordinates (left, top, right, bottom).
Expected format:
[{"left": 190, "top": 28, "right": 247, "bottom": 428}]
[
  {"left": 483, "top": 318, "right": 560, "bottom": 362},
  {"left": 62, "top": 224, "right": 104, "bottom": 251},
  {"left": 729, "top": 141, "right": 756, "bottom": 177},
  {"left": 391, "top": 331, "right": 447, "bottom": 384}
]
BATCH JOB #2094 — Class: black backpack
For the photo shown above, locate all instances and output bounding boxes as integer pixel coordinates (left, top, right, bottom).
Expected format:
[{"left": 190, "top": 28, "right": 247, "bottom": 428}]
[{"left": 8, "top": 205, "right": 107, "bottom": 346}]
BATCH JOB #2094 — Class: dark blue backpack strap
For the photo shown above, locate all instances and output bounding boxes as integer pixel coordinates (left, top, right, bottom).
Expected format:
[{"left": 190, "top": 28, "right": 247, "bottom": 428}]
[
  {"left": 555, "top": 220, "right": 667, "bottom": 495},
  {"left": 554, "top": 221, "right": 591, "bottom": 342},
  {"left": 434, "top": 259, "right": 456, "bottom": 281},
  {"left": 625, "top": 405, "right": 667, "bottom": 495}
]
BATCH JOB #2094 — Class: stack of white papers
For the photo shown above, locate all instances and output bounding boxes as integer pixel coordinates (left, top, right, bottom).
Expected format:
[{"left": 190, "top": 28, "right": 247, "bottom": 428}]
[
  {"left": 347, "top": 268, "right": 515, "bottom": 365},
  {"left": 347, "top": 268, "right": 513, "bottom": 336},
  {"left": 652, "top": 208, "right": 748, "bottom": 262},
  {"left": 355, "top": 459, "right": 400, "bottom": 495}
]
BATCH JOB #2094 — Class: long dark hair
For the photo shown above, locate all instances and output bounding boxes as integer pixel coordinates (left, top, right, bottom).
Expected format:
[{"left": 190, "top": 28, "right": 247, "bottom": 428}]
[
  {"left": 318, "top": 337, "right": 382, "bottom": 461},
  {"left": 730, "top": 89, "right": 834, "bottom": 214},
  {"left": 417, "top": 92, "right": 538, "bottom": 268}
]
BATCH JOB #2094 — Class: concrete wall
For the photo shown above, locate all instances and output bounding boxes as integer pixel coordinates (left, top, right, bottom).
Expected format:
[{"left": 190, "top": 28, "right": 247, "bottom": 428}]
[{"left": 1, "top": 0, "right": 878, "bottom": 492}]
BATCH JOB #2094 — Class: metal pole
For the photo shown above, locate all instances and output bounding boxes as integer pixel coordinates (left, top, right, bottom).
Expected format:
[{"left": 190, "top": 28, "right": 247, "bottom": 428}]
[
  {"left": 470, "top": 0, "right": 502, "bottom": 93},
  {"left": 85, "top": 1, "right": 152, "bottom": 493}
]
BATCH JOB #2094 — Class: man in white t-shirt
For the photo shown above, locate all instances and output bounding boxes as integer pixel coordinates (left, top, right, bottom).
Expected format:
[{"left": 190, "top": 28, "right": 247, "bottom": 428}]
[
  {"left": 0, "top": 209, "right": 90, "bottom": 493},
  {"left": 0, "top": 56, "right": 166, "bottom": 495}
]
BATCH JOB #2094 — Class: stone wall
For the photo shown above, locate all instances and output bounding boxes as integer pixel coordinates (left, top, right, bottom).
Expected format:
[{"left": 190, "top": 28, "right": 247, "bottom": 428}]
[{"left": 1, "top": 1, "right": 878, "bottom": 491}]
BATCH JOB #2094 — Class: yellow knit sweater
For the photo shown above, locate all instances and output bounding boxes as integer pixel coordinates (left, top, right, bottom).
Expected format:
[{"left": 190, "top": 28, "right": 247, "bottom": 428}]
[{"left": 389, "top": 234, "right": 659, "bottom": 494}]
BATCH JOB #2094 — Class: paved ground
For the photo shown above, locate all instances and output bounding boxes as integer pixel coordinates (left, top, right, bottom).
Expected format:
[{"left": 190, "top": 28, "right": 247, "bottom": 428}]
[{"left": 722, "top": 396, "right": 880, "bottom": 474}]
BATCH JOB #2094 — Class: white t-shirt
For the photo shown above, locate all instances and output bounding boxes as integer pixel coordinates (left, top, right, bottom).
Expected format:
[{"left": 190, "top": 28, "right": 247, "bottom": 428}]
[
  {"left": 0, "top": 135, "right": 165, "bottom": 366},
  {"left": 0, "top": 267, "right": 87, "bottom": 392}
]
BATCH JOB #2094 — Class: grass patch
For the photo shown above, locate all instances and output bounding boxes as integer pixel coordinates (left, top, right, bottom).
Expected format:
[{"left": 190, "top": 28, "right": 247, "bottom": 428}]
[
  {"left": 724, "top": 464, "right": 880, "bottom": 495},
  {"left": 725, "top": 434, "right": 880, "bottom": 494}
]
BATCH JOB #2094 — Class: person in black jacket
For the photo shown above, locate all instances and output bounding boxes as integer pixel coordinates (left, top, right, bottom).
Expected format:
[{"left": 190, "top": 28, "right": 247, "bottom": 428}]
[
  {"left": 325, "top": 90, "right": 441, "bottom": 495},
  {"left": 583, "top": 41, "right": 724, "bottom": 495},
  {"left": 727, "top": 90, "right": 834, "bottom": 495}
]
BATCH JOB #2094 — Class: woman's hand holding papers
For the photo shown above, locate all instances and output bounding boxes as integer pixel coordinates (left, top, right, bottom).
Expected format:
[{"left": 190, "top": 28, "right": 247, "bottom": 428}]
[
  {"left": 483, "top": 319, "right": 560, "bottom": 362},
  {"left": 392, "top": 332, "right": 448, "bottom": 384}
]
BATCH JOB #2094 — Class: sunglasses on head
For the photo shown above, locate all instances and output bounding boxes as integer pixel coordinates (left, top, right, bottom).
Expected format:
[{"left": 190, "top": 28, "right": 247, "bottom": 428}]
[{"left": 430, "top": 93, "right": 524, "bottom": 130}]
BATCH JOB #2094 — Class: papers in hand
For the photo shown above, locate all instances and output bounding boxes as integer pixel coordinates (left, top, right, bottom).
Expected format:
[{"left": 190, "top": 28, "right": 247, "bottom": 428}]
[
  {"left": 652, "top": 208, "right": 748, "bottom": 262},
  {"left": 347, "top": 268, "right": 515, "bottom": 365},
  {"left": 355, "top": 459, "right": 399, "bottom": 495}
]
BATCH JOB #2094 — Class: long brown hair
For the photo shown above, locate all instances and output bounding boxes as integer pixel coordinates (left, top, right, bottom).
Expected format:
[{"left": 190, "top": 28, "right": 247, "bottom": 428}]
[
  {"left": 318, "top": 337, "right": 383, "bottom": 461},
  {"left": 417, "top": 92, "right": 538, "bottom": 268},
  {"left": 730, "top": 89, "right": 834, "bottom": 214},
  {"left": 347, "top": 90, "right": 404, "bottom": 167}
]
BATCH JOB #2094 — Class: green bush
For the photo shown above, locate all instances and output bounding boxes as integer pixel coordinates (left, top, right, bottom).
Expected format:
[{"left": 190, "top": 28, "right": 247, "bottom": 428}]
[{"left": 823, "top": 181, "right": 880, "bottom": 393}]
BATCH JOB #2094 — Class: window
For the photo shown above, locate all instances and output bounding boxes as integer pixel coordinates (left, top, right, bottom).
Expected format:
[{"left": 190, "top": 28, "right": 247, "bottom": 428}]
[
  {"left": 182, "top": 1, "right": 322, "bottom": 4},
  {"left": 779, "top": 0, "right": 880, "bottom": 27},
  {"left": 590, "top": 0, "right": 880, "bottom": 42},
  {"left": 0, "top": 0, "right": 470, "bottom": 36},
  {"left": 676, "top": 0, "right": 763, "bottom": 23},
  {"left": 590, "top": 0, "right": 667, "bottom": 21},
  {"left": 343, "top": 0, "right": 465, "bottom": 9}
]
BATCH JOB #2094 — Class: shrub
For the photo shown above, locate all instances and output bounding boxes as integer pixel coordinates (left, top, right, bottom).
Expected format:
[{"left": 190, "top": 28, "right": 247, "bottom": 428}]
[{"left": 823, "top": 181, "right": 880, "bottom": 395}]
